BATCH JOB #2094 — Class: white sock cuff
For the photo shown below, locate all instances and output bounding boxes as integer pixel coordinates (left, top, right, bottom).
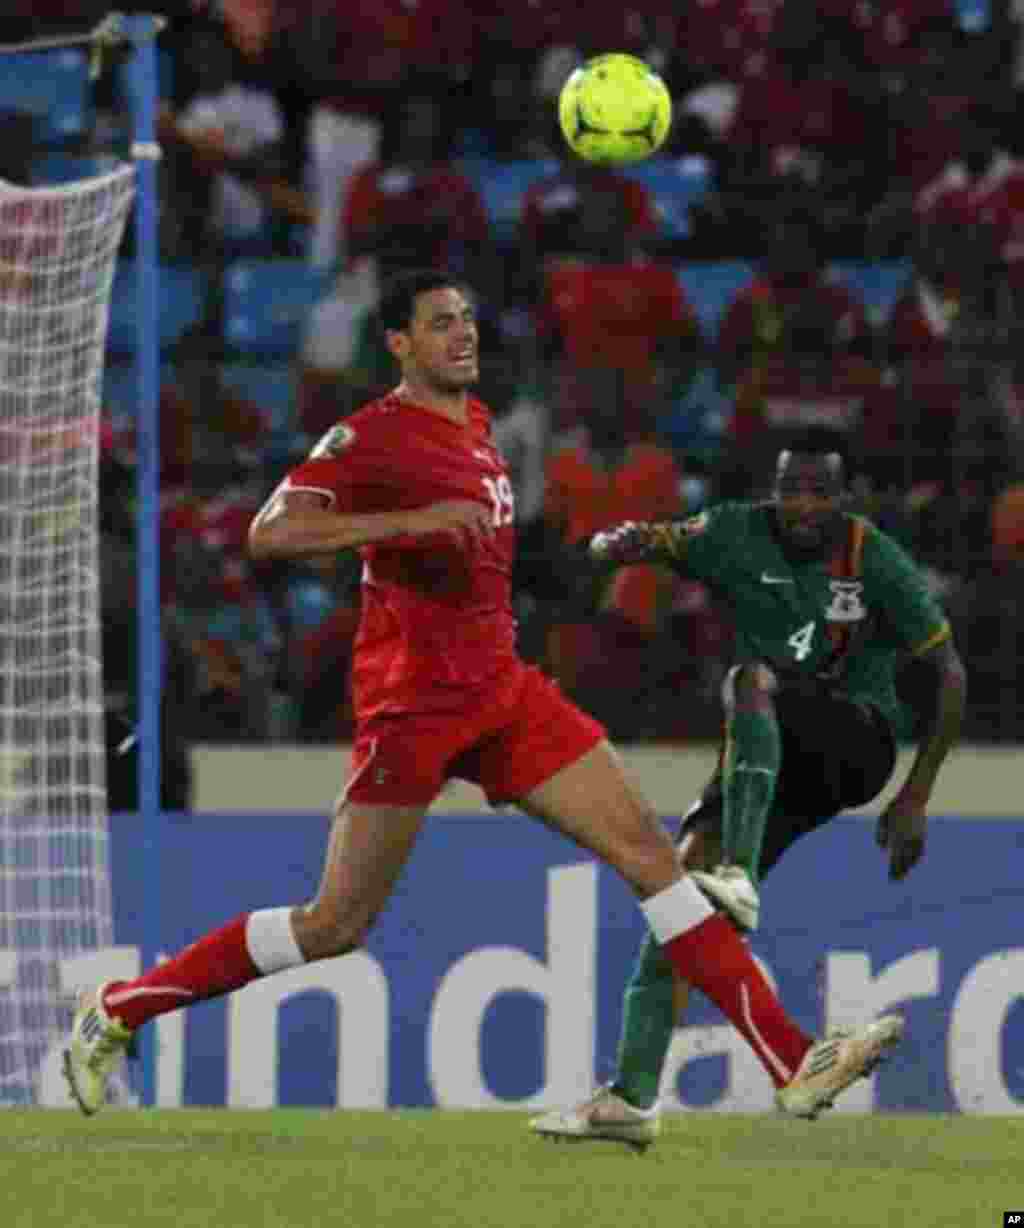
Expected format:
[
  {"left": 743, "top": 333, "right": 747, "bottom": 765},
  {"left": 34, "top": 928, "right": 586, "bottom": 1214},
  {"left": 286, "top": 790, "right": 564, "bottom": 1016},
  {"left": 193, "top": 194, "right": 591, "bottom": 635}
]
[
  {"left": 640, "top": 877, "right": 714, "bottom": 945},
  {"left": 246, "top": 907, "right": 305, "bottom": 975}
]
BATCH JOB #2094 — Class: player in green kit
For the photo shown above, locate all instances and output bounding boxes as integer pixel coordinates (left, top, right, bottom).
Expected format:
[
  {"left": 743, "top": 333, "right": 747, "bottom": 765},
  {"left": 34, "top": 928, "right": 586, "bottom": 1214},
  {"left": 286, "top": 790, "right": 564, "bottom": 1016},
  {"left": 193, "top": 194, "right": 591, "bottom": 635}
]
[{"left": 530, "top": 429, "right": 966, "bottom": 1147}]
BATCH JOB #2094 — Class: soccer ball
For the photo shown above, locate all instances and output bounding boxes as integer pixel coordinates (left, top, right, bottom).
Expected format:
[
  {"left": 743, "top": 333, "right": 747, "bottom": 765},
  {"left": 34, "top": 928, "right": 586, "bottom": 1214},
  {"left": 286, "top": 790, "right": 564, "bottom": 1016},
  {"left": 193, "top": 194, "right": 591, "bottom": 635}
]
[{"left": 558, "top": 53, "right": 672, "bottom": 165}]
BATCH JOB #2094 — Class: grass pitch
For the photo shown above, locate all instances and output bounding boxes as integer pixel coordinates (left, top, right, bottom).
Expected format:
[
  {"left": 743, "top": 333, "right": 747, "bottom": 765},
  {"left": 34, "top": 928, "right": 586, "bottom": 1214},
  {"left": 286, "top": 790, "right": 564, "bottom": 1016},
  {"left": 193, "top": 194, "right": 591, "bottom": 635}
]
[{"left": 0, "top": 1110, "right": 1020, "bottom": 1228}]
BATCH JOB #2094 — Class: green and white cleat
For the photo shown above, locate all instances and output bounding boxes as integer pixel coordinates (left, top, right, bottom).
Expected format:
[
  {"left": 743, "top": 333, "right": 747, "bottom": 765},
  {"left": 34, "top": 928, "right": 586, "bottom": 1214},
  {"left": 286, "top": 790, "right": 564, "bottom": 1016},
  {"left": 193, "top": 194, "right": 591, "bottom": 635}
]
[
  {"left": 62, "top": 982, "right": 134, "bottom": 1116},
  {"left": 775, "top": 1014, "right": 905, "bottom": 1120},
  {"left": 529, "top": 1085, "right": 661, "bottom": 1152},
  {"left": 691, "top": 863, "right": 760, "bottom": 931}
]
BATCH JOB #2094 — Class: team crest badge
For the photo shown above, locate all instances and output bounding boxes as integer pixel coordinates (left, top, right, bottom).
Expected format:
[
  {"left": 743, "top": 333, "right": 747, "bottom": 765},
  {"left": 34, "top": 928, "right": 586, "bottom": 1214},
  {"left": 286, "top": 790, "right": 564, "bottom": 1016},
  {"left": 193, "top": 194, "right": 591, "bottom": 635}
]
[
  {"left": 825, "top": 580, "right": 867, "bottom": 623},
  {"left": 311, "top": 424, "right": 356, "bottom": 458},
  {"left": 681, "top": 512, "right": 708, "bottom": 536}
]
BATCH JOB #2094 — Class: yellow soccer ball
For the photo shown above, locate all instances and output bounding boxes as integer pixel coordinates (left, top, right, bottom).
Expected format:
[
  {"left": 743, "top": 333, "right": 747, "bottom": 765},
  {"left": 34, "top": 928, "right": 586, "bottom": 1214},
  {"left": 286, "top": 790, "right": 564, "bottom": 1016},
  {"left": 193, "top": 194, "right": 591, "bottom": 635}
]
[{"left": 558, "top": 53, "right": 672, "bottom": 164}]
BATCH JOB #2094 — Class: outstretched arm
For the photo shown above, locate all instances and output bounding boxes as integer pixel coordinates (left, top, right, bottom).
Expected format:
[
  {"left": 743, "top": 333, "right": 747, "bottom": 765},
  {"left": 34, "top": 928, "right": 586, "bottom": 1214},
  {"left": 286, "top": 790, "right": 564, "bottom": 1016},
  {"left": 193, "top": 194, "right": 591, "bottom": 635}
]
[
  {"left": 248, "top": 489, "right": 492, "bottom": 560},
  {"left": 876, "top": 636, "right": 967, "bottom": 881},
  {"left": 589, "top": 519, "right": 695, "bottom": 569}
]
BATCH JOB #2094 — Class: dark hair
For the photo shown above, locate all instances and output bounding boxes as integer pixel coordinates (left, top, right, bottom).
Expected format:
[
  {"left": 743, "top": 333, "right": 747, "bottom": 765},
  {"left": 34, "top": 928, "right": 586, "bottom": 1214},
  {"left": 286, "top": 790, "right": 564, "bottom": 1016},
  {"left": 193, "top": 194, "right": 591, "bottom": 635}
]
[
  {"left": 377, "top": 269, "right": 468, "bottom": 333},
  {"left": 775, "top": 426, "right": 854, "bottom": 481}
]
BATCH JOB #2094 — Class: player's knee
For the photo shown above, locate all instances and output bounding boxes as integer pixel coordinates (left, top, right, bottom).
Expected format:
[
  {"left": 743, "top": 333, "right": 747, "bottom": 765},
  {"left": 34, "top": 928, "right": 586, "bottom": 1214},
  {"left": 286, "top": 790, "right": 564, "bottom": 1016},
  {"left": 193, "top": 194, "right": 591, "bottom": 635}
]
[{"left": 722, "top": 662, "right": 777, "bottom": 713}]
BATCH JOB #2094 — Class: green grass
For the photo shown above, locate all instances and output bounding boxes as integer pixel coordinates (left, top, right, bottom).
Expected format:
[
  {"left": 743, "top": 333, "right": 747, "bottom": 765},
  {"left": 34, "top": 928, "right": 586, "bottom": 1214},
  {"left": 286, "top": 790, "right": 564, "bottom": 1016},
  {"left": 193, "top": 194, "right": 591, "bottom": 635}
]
[{"left": 0, "top": 1110, "right": 1021, "bottom": 1228}]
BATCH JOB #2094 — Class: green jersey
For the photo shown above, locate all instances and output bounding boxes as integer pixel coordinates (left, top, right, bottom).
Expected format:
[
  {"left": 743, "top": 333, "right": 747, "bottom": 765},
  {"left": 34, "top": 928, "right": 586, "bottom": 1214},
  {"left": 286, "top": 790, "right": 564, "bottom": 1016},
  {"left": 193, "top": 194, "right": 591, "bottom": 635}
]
[{"left": 659, "top": 501, "right": 950, "bottom": 738}]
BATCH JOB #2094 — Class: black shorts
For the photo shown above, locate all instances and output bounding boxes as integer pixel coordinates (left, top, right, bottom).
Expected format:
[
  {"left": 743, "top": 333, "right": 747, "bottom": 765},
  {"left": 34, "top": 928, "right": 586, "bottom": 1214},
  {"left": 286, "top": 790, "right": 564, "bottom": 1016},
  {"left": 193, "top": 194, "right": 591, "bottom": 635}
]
[{"left": 680, "top": 692, "right": 897, "bottom": 878}]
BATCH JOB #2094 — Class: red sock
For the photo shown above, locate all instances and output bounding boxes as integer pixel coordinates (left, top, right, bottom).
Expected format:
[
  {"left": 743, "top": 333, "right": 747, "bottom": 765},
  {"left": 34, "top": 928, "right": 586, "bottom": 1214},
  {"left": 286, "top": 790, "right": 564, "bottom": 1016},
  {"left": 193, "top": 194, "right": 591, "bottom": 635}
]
[
  {"left": 103, "top": 914, "right": 261, "bottom": 1031},
  {"left": 663, "top": 913, "right": 812, "bottom": 1088}
]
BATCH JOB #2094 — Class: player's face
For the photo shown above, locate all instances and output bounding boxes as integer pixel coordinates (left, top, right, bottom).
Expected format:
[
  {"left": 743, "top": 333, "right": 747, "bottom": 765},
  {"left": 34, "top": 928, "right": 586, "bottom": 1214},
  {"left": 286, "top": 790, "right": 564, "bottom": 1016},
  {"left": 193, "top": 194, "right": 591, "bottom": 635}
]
[
  {"left": 393, "top": 288, "right": 480, "bottom": 393},
  {"left": 774, "top": 453, "right": 844, "bottom": 552}
]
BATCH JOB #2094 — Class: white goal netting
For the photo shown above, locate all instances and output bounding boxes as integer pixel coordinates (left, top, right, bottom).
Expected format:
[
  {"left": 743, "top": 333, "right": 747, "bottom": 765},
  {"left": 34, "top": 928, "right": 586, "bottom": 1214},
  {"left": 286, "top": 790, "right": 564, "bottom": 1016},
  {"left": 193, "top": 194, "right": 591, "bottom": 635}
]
[{"left": 0, "top": 167, "right": 135, "bottom": 1103}]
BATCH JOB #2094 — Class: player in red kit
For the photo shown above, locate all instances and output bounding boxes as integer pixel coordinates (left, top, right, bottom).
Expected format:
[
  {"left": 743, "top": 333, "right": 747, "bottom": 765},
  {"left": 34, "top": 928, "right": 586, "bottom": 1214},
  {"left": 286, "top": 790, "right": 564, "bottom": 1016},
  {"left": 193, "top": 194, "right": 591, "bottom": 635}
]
[{"left": 64, "top": 271, "right": 902, "bottom": 1119}]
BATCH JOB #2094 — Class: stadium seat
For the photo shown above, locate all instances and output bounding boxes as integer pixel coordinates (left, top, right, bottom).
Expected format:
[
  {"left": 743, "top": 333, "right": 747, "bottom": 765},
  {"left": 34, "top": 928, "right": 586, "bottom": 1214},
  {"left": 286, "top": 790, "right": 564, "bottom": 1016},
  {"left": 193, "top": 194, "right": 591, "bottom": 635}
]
[
  {"left": 829, "top": 261, "right": 912, "bottom": 326},
  {"left": 675, "top": 262, "right": 755, "bottom": 342},
  {"left": 224, "top": 261, "right": 332, "bottom": 358},
  {"left": 219, "top": 363, "right": 297, "bottom": 435},
  {"left": 0, "top": 49, "right": 89, "bottom": 146},
  {"left": 30, "top": 153, "right": 120, "bottom": 186},
  {"left": 619, "top": 157, "right": 712, "bottom": 241},
  {"left": 955, "top": 0, "right": 988, "bottom": 29},
  {"left": 285, "top": 578, "right": 337, "bottom": 631},
  {"left": 106, "top": 264, "right": 205, "bottom": 356},
  {"left": 455, "top": 157, "right": 558, "bottom": 246},
  {"left": 658, "top": 364, "right": 730, "bottom": 467}
]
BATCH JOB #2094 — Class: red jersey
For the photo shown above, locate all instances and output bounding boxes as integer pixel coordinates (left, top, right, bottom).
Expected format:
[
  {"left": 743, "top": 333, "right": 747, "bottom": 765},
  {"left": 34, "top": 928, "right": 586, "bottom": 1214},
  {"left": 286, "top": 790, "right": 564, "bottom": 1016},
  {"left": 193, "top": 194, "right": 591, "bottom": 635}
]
[
  {"left": 342, "top": 162, "right": 490, "bottom": 272},
  {"left": 280, "top": 392, "right": 518, "bottom": 719},
  {"left": 539, "top": 263, "right": 700, "bottom": 376}
]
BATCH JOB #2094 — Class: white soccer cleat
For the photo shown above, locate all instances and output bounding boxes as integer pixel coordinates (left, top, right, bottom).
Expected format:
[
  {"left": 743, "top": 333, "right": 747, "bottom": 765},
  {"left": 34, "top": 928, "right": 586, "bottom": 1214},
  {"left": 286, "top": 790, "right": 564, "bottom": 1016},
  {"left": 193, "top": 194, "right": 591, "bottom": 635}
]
[
  {"left": 775, "top": 1014, "right": 905, "bottom": 1120},
  {"left": 529, "top": 1085, "right": 661, "bottom": 1151},
  {"left": 62, "top": 982, "right": 134, "bottom": 1116},
  {"left": 691, "top": 864, "right": 760, "bottom": 931}
]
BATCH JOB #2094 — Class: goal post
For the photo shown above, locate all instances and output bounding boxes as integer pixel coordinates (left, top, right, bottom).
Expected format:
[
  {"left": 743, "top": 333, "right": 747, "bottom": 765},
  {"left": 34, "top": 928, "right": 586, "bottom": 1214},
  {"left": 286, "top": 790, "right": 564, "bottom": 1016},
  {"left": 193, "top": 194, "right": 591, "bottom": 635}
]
[{"left": 0, "top": 14, "right": 163, "bottom": 1106}]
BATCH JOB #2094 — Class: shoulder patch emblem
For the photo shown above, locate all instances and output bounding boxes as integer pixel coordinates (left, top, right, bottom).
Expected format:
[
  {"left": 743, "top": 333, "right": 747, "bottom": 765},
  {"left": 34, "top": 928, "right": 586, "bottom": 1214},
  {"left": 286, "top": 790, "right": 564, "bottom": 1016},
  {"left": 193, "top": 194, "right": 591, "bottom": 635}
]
[
  {"left": 825, "top": 579, "right": 867, "bottom": 623},
  {"left": 311, "top": 424, "right": 356, "bottom": 458}
]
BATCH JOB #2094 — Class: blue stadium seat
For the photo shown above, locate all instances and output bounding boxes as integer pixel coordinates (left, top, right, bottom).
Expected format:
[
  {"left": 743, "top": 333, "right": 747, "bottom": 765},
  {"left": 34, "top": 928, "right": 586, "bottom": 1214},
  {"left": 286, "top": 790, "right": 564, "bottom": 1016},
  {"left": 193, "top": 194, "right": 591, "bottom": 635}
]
[
  {"left": 219, "top": 363, "right": 297, "bottom": 435},
  {"left": 675, "top": 262, "right": 755, "bottom": 342},
  {"left": 106, "top": 264, "right": 205, "bottom": 356},
  {"left": 224, "top": 261, "right": 332, "bottom": 358},
  {"left": 956, "top": 0, "right": 988, "bottom": 29},
  {"left": 829, "top": 261, "right": 912, "bottom": 326},
  {"left": 285, "top": 578, "right": 337, "bottom": 631},
  {"left": 620, "top": 157, "right": 711, "bottom": 240},
  {"left": 455, "top": 157, "right": 558, "bottom": 246},
  {"left": 659, "top": 364, "right": 730, "bottom": 466},
  {"left": 0, "top": 49, "right": 89, "bottom": 146},
  {"left": 30, "top": 153, "right": 120, "bottom": 186}
]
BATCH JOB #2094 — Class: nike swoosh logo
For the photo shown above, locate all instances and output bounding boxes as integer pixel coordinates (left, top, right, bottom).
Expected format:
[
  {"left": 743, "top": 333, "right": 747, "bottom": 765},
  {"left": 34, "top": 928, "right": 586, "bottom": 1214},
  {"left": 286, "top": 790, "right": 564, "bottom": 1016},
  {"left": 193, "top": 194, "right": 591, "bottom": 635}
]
[{"left": 761, "top": 573, "right": 793, "bottom": 584}]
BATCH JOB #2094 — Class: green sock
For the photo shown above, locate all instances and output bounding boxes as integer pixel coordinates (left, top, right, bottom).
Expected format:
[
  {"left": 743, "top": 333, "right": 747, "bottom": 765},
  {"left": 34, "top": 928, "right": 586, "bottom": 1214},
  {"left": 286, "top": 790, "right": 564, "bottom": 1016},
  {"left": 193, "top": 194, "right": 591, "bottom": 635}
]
[
  {"left": 611, "top": 932, "right": 676, "bottom": 1110},
  {"left": 722, "top": 708, "right": 780, "bottom": 883}
]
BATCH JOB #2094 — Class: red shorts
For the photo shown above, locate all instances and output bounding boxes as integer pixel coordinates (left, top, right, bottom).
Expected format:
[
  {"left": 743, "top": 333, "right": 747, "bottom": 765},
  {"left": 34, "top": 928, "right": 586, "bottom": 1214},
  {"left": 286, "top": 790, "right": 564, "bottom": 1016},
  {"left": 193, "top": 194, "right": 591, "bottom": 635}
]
[{"left": 344, "top": 664, "right": 605, "bottom": 807}]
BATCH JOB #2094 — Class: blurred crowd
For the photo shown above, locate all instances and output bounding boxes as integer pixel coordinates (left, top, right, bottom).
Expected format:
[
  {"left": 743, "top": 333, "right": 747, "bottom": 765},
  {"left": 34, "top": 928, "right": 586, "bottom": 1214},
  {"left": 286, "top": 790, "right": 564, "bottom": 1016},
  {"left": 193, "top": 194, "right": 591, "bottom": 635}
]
[{"left": 8, "top": 0, "right": 1024, "bottom": 786}]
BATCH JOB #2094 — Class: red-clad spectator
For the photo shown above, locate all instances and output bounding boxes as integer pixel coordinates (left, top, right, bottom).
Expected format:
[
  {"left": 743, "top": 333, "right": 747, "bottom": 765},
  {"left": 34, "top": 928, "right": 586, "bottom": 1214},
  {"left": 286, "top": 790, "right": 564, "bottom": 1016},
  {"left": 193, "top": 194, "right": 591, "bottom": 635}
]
[
  {"left": 886, "top": 221, "right": 968, "bottom": 358},
  {"left": 882, "top": 19, "right": 974, "bottom": 197},
  {"left": 702, "top": 4, "right": 891, "bottom": 252},
  {"left": 973, "top": 163, "right": 1024, "bottom": 290},
  {"left": 716, "top": 213, "right": 869, "bottom": 382},
  {"left": 342, "top": 95, "right": 491, "bottom": 278},
  {"left": 314, "top": 0, "right": 476, "bottom": 105},
  {"left": 538, "top": 262, "right": 702, "bottom": 402},
  {"left": 884, "top": 222, "right": 975, "bottom": 482},
  {"left": 918, "top": 107, "right": 1024, "bottom": 293},
  {"left": 728, "top": 312, "right": 903, "bottom": 487},
  {"left": 677, "top": 0, "right": 785, "bottom": 81},
  {"left": 521, "top": 162, "right": 660, "bottom": 270},
  {"left": 725, "top": 52, "right": 871, "bottom": 189},
  {"left": 821, "top": 0, "right": 957, "bottom": 72},
  {"left": 161, "top": 480, "right": 263, "bottom": 605},
  {"left": 543, "top": 377, "right": 685, "bottom": 707}
]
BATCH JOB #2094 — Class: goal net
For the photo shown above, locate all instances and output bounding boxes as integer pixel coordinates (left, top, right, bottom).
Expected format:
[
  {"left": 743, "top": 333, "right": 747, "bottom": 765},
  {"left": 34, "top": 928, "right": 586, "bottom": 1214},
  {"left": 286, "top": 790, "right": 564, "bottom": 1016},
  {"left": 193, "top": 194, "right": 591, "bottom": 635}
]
[{"left": 0, "top": 167, "right": 135, "bottom": 1103}]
